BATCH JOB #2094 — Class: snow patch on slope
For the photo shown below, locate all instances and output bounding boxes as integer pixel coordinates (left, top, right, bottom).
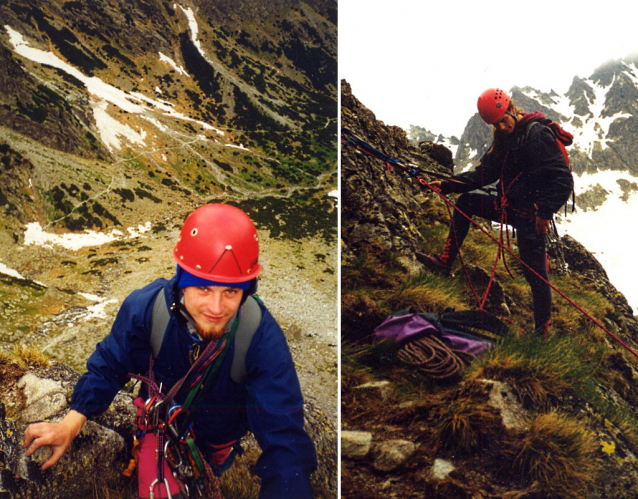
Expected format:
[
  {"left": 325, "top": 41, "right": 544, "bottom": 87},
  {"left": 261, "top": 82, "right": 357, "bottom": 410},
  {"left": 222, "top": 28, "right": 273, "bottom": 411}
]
[
  {"left": 23, "top": 222, "right": 152, "bottom": 251},
  {"left": 559, "top": 170, "right": 638, "bottom": 313},
  {"left": 159, "top": 52, "right": 189, "bottom": 77},
  {"left": 92, "top": 99, "right": 146, "bottom": 151},
  {"left": 4, "top": 24, "right": 224, "bottom": 152}
]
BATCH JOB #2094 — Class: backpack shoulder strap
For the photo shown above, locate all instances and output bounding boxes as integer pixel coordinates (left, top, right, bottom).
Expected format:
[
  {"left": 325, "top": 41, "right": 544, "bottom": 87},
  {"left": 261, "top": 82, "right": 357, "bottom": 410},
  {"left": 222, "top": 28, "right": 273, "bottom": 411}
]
[
  {"left": 230, "top": 295, "right": 262, "bottom": 384},
  {"left": 523, "top": 120, "right": 543, "bottom": 142},
  {"left": 150, "top": 289, "right": 262, "bottom": 384},
  {"left": 150, "top": 288, "right": 170, "bottom": 358}
]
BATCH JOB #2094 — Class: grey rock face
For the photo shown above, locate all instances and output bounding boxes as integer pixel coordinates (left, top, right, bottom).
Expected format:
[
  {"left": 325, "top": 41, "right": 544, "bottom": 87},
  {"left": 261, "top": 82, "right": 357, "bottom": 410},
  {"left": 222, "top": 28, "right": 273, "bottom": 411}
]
[
  {"left": 0, "top": 362, "right": 131, "bottom": 499},
  {"left": 341, "top": 80, "right": 452, "bottom": 274}
]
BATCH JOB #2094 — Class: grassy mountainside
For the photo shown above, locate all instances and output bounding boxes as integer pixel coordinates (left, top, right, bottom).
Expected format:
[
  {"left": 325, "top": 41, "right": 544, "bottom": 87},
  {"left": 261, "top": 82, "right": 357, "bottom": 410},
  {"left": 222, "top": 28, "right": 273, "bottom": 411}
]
[
  {"left": 341, "top": 80, "right": 638, "bottom": 499},
  {"left": 0, "top": 0, "right": 337, "bottom": 237},
  {"left": 0, "top": 4, "right": 337, "bottom": 497}
]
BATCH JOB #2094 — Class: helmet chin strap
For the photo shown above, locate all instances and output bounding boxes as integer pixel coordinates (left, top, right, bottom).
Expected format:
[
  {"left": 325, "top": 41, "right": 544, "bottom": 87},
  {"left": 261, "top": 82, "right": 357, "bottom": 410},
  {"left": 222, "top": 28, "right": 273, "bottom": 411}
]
[{"left": 505, "top": 111, "right": 518, "bottom": 123}]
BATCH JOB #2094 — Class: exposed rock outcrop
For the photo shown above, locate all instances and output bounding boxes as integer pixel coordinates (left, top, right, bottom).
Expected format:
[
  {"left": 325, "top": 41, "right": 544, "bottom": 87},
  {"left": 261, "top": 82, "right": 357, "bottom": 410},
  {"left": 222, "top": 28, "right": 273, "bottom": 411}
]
[
  {"left": 341, "top": 80, "right": 638, "bottom": 499},
  {"left": 341, "top": 80, "right": 451, "bottom": 274},
  {"left": 0, "top": 361, "right": 134, "bottom": 499},
  {"left": 0, "top": 358, "right": 336, "bottom": 498}
]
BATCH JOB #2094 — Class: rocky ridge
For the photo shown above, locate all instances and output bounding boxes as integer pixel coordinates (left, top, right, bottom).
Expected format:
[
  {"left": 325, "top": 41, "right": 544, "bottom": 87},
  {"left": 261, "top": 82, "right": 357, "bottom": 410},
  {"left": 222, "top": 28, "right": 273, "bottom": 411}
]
[{"left": 341, "top": 80, "right": 638, "bottom": 499}]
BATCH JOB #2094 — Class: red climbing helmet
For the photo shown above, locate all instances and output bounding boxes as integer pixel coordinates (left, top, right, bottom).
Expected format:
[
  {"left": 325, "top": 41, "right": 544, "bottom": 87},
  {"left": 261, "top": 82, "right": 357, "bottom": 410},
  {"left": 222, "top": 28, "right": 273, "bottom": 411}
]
[
  {"left": 477, "top": 88, "right": 511, "bottom": 124},
  {"left": 173, "top": 203, "right": 261, "bottom": 283}
]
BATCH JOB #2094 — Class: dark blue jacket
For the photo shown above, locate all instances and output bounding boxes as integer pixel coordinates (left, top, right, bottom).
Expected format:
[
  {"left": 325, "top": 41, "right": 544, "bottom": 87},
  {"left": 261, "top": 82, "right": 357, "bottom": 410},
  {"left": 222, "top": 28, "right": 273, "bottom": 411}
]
[
  {"left": 71, "top": 277, "right": 317, "bottom": 498},
  {"left": 442, "top": 113, "right": 574, "bottom": 220}
]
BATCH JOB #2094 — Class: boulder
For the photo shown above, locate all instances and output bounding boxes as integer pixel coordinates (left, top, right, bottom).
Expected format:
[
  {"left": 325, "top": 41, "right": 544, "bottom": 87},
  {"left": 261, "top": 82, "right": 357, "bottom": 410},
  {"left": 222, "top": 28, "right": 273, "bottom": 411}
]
[
  {"left": 353, "top": 380, "right": 393, "bottom": 400},
  {"left": 481, "top": 379, "right": 528, "bottom": 431},
  {"left": 372, "top": 439, "right": 417, "bottom": 472},
  {"left": 430, "top": 458, "right": 455, "bottom": 480},
  {"left": 0, "top": 362, "right": 134, "bottom": 499},
  {"left": 341, "top": 431, "right": 373, "bottom": 460}
]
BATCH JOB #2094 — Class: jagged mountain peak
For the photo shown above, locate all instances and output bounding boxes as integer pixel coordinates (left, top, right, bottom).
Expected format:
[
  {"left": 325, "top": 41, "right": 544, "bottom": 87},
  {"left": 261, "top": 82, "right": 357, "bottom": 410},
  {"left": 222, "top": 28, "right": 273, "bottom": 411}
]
[{"left": 449, "top": 54, "right": 638, "bottom": 179}]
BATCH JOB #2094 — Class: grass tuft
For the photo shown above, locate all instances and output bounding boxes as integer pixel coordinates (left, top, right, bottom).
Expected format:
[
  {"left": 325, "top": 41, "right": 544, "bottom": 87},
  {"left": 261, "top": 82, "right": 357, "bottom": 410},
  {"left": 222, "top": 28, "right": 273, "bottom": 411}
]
[
  {"left": 465, "top": 330, "right": 603, "bottom": 409},
  {"left": 341, "top": 252, "right": 402, "bottom": 290},
  {"left": 10, "top": 344, "right": 50, "bottom": 370},
  {"left": 220, "top": 451, "right": 261, "bottom": 499},
  {"left": 500, "top": 411, "right": 598, "bottom": 498},
  {"left": 383, "top": 272, "right": 468, "bottom": 315},
  {"left": 431, "top": 390, "right": 502, "bottom": 454}
]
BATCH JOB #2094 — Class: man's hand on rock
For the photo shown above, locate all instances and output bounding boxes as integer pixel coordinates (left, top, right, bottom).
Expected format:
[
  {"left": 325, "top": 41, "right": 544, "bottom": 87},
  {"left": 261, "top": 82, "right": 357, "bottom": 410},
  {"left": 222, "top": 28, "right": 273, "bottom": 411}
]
[{"left": 23, "top": 410, "right": 87, "bottom": 470}]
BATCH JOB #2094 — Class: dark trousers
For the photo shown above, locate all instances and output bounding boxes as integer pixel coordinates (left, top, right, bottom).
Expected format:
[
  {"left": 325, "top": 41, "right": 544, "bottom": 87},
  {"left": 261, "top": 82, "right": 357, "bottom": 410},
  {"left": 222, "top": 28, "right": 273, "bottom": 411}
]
[{"left": 447, "top": 192, "right": 551, "bottom": 332}]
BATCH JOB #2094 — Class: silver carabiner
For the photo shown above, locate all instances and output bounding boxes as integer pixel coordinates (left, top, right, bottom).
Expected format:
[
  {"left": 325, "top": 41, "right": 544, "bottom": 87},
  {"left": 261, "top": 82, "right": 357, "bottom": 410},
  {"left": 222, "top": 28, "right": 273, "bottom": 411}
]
[
  {"left": 149, "top": 478, "right": 159, "bottom": 499},
  {"left": 151, "top": 399, "right": 165, "bottom": 428},
  {"left": 164, "top": 477, "right": 173, "bottom": 499},
  {"left": 167, "top": 405, "right": 183, "bottom": 440},
  {"left": 164, "top": 439, "right": 183, "bottom": 468}
]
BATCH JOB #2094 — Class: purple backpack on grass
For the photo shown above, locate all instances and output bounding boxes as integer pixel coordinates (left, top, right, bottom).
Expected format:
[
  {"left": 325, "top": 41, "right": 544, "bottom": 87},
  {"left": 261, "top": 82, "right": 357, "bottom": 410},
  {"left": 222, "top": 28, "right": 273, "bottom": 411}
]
[{"left": 373, "top": 309, "right": 508, "bottom": 379}]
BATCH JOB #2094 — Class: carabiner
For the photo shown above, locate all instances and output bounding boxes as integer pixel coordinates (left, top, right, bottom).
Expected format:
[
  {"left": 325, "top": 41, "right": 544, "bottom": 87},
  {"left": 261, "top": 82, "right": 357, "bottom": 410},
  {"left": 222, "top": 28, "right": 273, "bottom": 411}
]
[
  {"left": 164, "top": 477, "right": 173, "bottom": 499},
  {"left": 149, "top": 478, "right": 159, "bottom": 499},
  {"left": 164, "top": 440, "right": 183, "bottom": 468},
  {"left": 167, "top": 407, "right": 183, "bottom": 440}
]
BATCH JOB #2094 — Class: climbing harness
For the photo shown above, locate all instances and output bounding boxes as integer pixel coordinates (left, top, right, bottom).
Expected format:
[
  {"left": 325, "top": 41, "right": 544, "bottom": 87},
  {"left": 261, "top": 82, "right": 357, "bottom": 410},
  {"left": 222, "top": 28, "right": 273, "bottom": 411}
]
[
  {"left": 126, "top": 294, "right": 263, "bottom": 498},
  {"left": 342, "top": 128, "right": 638, "bottom": 360},
  {"left": 131, "top": 323, "right": 234, "bottom": 499}
]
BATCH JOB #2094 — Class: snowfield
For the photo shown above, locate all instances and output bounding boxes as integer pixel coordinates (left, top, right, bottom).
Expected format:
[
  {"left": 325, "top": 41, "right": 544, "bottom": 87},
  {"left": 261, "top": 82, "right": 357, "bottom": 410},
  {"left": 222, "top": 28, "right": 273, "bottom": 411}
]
[{"left": 558, "top": 170, "right": 638, "bottom": 313}]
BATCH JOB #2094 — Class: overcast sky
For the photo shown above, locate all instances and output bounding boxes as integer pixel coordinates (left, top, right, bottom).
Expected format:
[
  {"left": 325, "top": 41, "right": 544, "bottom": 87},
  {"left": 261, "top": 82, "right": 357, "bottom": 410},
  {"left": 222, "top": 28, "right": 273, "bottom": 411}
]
[{"left": 339, "top": 0, "right": 638, "bottom": 138}]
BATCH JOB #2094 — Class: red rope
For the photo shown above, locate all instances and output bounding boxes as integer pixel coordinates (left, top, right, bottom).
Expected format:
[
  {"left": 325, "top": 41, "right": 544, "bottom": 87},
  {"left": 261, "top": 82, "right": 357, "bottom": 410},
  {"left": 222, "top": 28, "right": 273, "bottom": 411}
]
[
  {"left": 417, "top": 176, "right": 638, "bottom": 360},
  {"left": 439, "top": 178, "right": 514, "bottom": 314}
]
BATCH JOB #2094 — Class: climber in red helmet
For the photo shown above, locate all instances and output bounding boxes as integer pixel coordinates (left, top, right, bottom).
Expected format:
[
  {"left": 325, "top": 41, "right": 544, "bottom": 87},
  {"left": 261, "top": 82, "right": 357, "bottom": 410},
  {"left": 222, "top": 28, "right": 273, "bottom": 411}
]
[
  {"left": 23, "top": 204, "right": 317, "bottom": 499},
  {"left": 421, "top": 88, "right": 574, "bottom": 335}
]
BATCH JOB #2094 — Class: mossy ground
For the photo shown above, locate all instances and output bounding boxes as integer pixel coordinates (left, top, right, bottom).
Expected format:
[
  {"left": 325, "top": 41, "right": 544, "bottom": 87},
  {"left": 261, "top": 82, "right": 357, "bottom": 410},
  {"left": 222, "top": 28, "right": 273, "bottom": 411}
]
[{"left": 342, "top": 217, "right": 638, "bottom": 498}]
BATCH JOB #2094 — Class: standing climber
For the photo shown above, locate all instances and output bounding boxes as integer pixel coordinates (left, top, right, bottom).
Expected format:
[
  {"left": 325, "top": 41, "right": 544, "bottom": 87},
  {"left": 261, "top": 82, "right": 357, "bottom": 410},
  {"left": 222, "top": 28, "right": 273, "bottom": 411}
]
[
  {"left": 420, "top": 88, "right": 574, "bottom": 334},
  {"left": 23, "top": 203, "right": 317, "bottom": 498}
]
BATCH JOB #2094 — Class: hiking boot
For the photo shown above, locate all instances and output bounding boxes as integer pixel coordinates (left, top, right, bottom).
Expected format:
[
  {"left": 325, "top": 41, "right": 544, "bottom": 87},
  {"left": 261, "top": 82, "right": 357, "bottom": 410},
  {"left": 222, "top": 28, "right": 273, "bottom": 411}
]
[{"left": 416, "top": 252, "right": 452, "bottom": 276}]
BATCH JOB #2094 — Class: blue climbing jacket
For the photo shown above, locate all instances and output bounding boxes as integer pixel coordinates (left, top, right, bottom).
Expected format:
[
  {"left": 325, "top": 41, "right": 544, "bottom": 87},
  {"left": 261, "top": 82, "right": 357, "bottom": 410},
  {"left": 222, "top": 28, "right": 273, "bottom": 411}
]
[{"left": 71, "top": 276, "right": 317, "bottom": 498}]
